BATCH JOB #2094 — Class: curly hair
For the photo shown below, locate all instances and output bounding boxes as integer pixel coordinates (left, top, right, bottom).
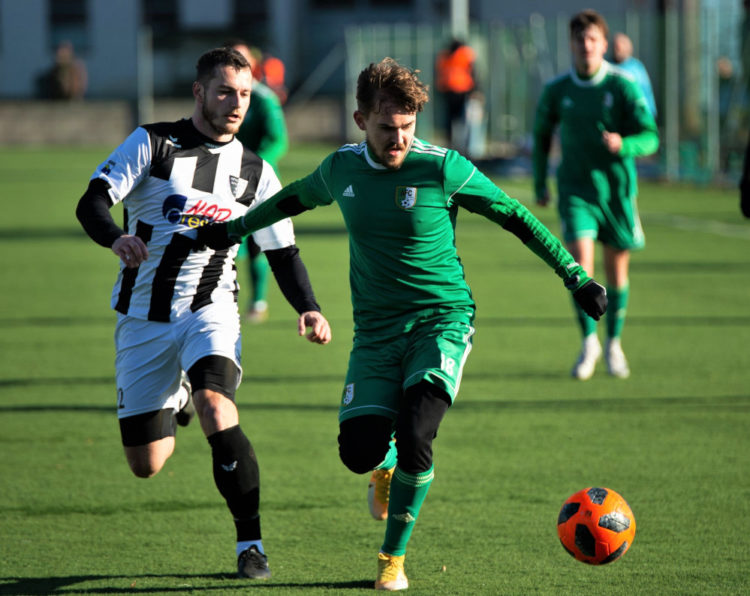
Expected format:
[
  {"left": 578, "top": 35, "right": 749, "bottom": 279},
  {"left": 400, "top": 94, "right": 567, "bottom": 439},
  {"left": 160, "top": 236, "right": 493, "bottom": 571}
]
[
  {"left": 356, "top": 57, "right": 429, "bottom": 115},
  {"left": 569, "top": 9, "right": 609, "bottom": 40},
  {"left": 195, "top": 47, "right": 250, "bottom": 86}
]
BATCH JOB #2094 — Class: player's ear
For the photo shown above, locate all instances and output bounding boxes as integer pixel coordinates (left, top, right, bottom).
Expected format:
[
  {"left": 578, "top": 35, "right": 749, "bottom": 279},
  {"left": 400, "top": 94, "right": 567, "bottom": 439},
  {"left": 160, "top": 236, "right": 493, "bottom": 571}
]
[
  {"left": 193, "top": 81, "right": 204, "bottom": 103},
  {"left": 353, "top": 110, "right": 366, "bottom": 131}
]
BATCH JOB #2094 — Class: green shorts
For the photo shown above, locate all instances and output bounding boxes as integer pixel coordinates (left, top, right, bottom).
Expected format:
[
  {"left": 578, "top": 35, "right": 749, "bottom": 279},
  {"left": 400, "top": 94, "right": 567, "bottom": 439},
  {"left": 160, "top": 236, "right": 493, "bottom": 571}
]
[
  {"left": 338, "top": 309, "right": 475, "bottom": 423},
  {"left": 558, "top": 193, "right": 645, "bottom": 250}
]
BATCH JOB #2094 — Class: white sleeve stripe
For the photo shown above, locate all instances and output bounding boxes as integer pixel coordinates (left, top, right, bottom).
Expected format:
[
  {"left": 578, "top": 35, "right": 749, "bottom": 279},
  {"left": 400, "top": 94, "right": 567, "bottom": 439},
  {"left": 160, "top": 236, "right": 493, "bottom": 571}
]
[{"left": 449, "top": 167, "right": 477, "bottom": 202}]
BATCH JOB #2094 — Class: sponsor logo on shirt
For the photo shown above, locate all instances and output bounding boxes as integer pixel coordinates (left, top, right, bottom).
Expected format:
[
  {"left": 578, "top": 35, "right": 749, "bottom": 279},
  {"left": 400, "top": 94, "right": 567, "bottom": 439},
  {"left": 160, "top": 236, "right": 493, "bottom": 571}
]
[
  {"left": 162, "top": 194, "right": 233, "bottom": 228},
  {"left": 395, "top": 186, "right": 418, "bottom": 210}
]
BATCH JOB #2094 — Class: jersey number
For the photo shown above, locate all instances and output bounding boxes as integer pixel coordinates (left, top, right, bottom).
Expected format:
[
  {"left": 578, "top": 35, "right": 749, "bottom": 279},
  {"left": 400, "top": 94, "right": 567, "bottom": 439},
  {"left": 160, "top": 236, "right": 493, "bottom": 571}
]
[{"left": 440, "top": 353, "right": 456, "bottom": 376}]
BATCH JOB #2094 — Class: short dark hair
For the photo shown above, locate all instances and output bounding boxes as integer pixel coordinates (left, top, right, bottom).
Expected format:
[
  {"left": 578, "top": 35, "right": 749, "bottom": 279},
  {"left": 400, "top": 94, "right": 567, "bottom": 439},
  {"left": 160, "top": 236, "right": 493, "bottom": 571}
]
[
  {"left": 569, "top": 9, "right": 609, "bottom": 40},
  {"left": 356, "top": 57, "right": 429, "bottom": 115},
  {"left": 195, "top": 47, "right": 249, "bottom": 86}
]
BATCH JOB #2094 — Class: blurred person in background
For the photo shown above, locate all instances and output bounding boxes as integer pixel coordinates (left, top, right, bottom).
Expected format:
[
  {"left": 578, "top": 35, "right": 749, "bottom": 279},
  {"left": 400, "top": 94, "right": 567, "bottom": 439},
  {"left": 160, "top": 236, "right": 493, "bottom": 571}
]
[
  {"left": 435, "top": 37, "right": 477, "bottom": 153},
  {"left": 533, "top": 10, "right": 659, "bottom": 380},
  {"left": 228, "top": 40, "right": 290, "bottom": 323},
  {"left": 75, "top": 47, "right": 330, "bottom": 580},
  {"left": 37, "top": 40, "right": 87, "bottom": 100},
  {"left": 611, "top": 32, "right": 657, "bottom": 119},
  {"left": 261, "top": 51, "right": 288, "bottom": 105}
]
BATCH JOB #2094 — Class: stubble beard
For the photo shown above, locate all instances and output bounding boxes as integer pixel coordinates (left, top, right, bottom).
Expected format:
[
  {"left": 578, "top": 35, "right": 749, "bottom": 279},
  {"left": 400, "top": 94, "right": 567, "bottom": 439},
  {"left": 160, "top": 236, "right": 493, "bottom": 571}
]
[{"left": 201, "top": 103, "right": 240, "bottom": 138}]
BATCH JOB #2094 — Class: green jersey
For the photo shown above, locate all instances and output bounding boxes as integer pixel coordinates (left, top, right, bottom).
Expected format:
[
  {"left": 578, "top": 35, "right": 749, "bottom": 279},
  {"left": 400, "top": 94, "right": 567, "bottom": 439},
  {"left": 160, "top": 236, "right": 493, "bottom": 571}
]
[
  {"left": 532, "top": 61, "right": 658, "bottom": 202},
  {"left": 236, "top": 79, "right": 288, "bottom": 170},
  {"left": 229, "top": 138, "right": 587, "bottom": 330}
]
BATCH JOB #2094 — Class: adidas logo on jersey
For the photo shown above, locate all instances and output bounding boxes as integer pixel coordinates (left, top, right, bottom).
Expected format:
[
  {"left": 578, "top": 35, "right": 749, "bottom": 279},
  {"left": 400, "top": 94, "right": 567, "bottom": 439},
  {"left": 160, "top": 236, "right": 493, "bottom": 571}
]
[{"left": 343, "top": 185, "right": 355, "bottom": 198}]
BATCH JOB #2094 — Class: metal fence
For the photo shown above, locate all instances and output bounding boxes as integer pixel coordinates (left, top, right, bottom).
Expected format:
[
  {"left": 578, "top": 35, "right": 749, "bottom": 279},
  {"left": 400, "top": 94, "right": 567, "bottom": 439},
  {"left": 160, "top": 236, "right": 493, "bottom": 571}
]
[{"left": 345, "top": 6, "right": 749, "bottom": 184}]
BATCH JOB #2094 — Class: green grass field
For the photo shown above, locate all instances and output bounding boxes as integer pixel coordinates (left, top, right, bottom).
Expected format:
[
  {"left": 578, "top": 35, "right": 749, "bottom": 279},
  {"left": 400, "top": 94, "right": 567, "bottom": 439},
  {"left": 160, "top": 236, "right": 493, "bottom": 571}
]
[{"left": 1, "top": 145, "right": 748, "bottom": 595}]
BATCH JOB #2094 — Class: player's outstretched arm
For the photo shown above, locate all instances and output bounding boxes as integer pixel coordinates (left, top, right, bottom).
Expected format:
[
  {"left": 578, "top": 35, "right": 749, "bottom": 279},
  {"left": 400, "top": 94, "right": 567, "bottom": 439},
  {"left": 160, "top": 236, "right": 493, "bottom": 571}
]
[
  {"left": 195, "top": 181, "right": 313, "bottom": 250},
  {"left": 563, "top": 265, "right": 608, "bottom": 321}
]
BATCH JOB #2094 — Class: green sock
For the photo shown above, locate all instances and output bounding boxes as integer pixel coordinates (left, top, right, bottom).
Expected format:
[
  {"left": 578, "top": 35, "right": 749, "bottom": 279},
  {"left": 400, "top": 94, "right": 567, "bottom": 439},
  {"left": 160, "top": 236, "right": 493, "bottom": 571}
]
[
  {"left": 249, "top": 253, "right": 270, "bottom": 305},
  {"left": 381, "top": 466, "right": 434, "bottom": 556},
  {"left": 378, "top": 437, "right": 397, "bottom": 470},
  {"left": 572, "top": 297, "right": 598, "bottom": 338},
  {"left": 606, "top": 284, "right": 629, "bottom": 339}
]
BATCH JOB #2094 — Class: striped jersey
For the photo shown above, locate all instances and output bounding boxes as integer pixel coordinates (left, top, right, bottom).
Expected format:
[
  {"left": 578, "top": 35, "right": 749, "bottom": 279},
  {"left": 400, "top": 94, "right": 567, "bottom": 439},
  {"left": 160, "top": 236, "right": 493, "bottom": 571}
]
[{"left": 91, "top": 118, "right": 295, "bottom": 322}]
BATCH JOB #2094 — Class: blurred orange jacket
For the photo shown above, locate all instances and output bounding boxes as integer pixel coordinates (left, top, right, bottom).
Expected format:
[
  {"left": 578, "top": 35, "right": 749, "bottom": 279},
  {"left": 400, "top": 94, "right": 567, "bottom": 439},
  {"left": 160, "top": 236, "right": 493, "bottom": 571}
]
[{"left": 436, "top": 44, "right": 476, "bottom": 93}]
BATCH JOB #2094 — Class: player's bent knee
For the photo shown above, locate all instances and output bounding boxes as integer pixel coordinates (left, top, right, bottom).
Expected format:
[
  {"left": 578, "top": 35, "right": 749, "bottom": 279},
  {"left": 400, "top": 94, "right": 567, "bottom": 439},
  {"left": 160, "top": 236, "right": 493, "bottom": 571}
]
[
  {"left": 338, "top": 415, "right": 394, "bottom": 474},
  {"left": 187, "top": 355, "right": 239, "bottom": 400},
  {"left": 124, "top": 438, "right": 174, "bottom": 478},
  {"left": 395, "top": 381, "right": 451, "bottom": 473},
  {"left": 119, "top": 410, "right": 177, "bottom": 477}
]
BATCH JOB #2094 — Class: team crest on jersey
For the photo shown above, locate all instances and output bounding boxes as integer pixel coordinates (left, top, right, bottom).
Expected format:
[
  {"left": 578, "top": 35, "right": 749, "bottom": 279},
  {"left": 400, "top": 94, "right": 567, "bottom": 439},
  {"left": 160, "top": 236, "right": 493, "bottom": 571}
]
[
  {"left": 229, "top": 175, "right": 248, "bottom": 198},
  {"left": 395, "top": 186, "right": 418, "bottom": 210},
  {"left": 342, "top": 383, "right": 355, "bottom": 405}
]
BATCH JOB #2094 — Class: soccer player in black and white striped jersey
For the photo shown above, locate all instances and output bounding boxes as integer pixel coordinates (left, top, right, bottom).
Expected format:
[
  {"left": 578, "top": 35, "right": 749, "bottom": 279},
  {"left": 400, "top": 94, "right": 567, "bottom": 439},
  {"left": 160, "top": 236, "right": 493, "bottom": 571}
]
[{"left": 76, "top": 47, "right": 331, "bottom": 579}]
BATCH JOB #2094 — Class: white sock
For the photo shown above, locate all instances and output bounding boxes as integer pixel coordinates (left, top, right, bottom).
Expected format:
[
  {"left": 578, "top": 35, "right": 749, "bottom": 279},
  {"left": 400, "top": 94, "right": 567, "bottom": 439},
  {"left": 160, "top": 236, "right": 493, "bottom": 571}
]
[{"left": 237, "top": 540, "right": 264, "bottom": 556}]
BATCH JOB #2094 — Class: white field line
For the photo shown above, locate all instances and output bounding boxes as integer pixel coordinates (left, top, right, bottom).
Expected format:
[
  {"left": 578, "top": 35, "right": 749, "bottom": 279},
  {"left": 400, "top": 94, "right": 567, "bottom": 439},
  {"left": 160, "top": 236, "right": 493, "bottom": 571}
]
[{"left": 644, "top": 213, "right": 750, "bottom": 240}]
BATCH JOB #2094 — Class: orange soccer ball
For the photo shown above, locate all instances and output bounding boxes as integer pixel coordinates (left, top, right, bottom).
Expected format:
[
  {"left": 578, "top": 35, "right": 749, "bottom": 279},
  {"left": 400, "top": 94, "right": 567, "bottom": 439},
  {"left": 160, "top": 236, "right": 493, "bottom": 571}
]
[{"left": 557, "top": 487, "right": 636, "bottom": 565}]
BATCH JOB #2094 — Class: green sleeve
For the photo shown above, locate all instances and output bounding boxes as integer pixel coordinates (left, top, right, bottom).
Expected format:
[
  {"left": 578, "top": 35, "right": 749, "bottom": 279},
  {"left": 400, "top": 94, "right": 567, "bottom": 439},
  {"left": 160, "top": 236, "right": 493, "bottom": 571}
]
[
  {"left": 532, "top": 84, "right": 557, "bottom": 200},
  {"left": 253, "top": 94, "right": 289, "bottom": 168},
  {"left": 227, "top": 155, "right": 335, "bottom": 240},
  {"left": 619, "top": 78, "right": 659, "bottom": 158},
  {"left": 450, "top": 153, "right": 587, "bottom": 287}
]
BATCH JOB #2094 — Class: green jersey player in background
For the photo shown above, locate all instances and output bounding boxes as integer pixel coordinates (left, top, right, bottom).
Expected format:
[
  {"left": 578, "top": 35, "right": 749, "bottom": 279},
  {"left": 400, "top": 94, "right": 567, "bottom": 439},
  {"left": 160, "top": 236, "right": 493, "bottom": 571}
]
[
  {"left": 198, "top": 57, "right": 607, "bottom": 591},
  {"left": 532, "top": 9, "right": 659, "bottom": 380},
  {"left": 229, "top": 39, "right": 290, "bottom": 323}
]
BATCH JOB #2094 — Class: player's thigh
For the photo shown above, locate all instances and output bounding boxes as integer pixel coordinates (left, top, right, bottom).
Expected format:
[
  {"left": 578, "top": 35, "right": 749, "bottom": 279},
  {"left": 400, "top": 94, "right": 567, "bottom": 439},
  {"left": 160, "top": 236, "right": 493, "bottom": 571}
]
[
  {"left": 558, "top": 194, "right": 600, "bottom": 245},
  {"left": 599, "top": 196, "right": 645, "bottom": 251},
  {"left": 115, "top": 315, "right": 183, "bottom": 420},
  {"left": 403, "top": 315, "right": 475, "bottom": 402},
  {"left": 180, "top": 303, "right": 243, "bottom": 393},
  {"left": 338, "top": 338, "right": 406, "bottom": 424},
  {"left": 567, "top": 237, "right": 596, "bottom": 275}
]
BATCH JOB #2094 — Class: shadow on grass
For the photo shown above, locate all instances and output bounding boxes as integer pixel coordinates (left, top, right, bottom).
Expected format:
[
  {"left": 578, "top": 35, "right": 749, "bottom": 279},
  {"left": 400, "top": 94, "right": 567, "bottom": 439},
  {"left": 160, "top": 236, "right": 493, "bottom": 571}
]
[
  {"left": 2, "top": 394, "right": 748, "bottom": 417},
  {"left": 0, "top": 373, "right": 344, "bottom": 390},
  {"left": 0, "top": 574, "right": 371, "bottom": 594}
]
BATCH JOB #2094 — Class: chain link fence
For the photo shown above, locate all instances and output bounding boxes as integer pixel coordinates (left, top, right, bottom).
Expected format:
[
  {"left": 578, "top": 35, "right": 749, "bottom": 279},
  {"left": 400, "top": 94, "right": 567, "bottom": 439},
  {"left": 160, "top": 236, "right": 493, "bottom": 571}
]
[{"left": 345, "top": 5, "right": 749, "bottom": 185}]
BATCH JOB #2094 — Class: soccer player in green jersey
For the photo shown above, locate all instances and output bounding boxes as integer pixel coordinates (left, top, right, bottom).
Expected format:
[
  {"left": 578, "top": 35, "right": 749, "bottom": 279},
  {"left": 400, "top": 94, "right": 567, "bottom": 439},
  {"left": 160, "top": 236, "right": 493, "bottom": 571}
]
[
  {"left": 532, "top": 10, "right": 659, "bottom": 380},
  {"left": 198, "top": 57, "right": 607, "bottom": 591},
  {"left": 230, "top": 40, "right": 290, "bottom": 324}
]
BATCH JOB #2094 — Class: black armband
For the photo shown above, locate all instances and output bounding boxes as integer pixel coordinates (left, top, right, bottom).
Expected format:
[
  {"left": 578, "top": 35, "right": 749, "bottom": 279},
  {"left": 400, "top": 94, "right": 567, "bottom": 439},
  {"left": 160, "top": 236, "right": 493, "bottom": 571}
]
[
  {"left": 264, "top": 245, "right": 321, "bottom": 314},
  {"left": 277, "top": 195, "right": 310, "bottom": 216},
  {"left": 502, "top": 212, "right": 533, "bottom": 244},
  {"left": 76, "top": 179, "right": 125, "bottom": 247}
]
